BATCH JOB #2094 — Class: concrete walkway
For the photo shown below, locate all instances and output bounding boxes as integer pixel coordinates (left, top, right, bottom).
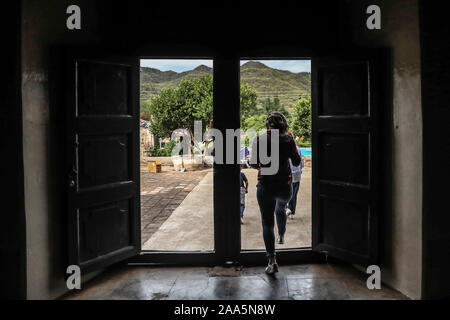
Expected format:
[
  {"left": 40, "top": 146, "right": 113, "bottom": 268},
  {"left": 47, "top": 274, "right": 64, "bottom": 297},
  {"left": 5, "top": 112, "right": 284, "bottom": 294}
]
[
  {"left": 140, "top": 167, "right": 209, "bottom": 245},
  {"left": 143, "top": 168, "right": 311, "bottom": 251},
  {"left": 143, "top": 169, "right": 214, "bottom": 251},
  {"left": 242, "top": 167, "right": 311, "bottom": 250}
]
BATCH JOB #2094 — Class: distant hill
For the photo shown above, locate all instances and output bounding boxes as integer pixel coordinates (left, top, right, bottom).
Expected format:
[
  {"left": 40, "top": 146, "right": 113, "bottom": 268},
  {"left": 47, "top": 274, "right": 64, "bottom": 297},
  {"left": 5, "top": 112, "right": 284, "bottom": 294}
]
[
  {"left": 140, "top": 64, "right": 213, "bottom": 99},
  {"left": 239, "top": 61, "right": 311, "bottom": 110},
  {"left": 140, "top": 61, "right": 311, "bottom": 110},
  {"left": 241, "top": 61, "right": 269, "bottom": 70}
]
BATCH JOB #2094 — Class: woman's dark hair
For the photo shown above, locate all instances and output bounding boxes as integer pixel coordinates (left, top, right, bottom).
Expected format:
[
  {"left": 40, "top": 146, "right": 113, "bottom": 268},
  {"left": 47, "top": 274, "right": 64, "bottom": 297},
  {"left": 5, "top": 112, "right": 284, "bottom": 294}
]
[{"left": 265, "top": 111, "right": 289, "bottom": 134}]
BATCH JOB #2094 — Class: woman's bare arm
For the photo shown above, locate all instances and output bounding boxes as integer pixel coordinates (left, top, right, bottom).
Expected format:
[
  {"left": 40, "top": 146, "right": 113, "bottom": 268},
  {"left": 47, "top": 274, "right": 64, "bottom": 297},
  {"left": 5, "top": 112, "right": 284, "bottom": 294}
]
[
  {"left": 249, "top": 137, "right": 260, "bottom": 169},
  {"left": 289, "top": 139, "right": 301, "bottom": 167}
]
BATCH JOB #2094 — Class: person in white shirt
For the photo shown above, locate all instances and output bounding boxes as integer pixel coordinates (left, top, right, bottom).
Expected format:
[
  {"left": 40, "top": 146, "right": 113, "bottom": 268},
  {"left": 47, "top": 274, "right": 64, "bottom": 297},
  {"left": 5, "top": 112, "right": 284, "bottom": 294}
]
[{"left": 286, "top": 145, "right": 303, "bottom": 219}]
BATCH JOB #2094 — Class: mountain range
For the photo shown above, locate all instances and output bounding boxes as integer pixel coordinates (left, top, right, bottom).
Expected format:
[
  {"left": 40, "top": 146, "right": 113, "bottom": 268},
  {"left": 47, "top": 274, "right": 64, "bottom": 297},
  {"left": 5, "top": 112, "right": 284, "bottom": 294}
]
[{"left": 140, "top": 61, "right": 311, "bottom": 110}]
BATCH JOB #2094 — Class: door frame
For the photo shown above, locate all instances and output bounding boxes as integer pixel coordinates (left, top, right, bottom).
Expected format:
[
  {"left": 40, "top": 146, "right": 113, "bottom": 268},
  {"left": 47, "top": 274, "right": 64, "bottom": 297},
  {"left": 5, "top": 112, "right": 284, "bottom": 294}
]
[
  {"left": 127, "top": 49, "right": 388, "bottom": 267},
  {"left": 237, "top": 55, "right": 323, "bottom": 265},
  {"left": 130, "top": 52, "right": 322, "bottom": 266},
  {"left": 131, "top": 54, "right": 233, "bottom": 266}
]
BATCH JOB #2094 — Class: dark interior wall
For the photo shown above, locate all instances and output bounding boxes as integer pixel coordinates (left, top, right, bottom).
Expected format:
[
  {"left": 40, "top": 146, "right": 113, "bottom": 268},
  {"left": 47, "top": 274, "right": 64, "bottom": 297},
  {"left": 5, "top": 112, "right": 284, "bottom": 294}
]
[
  {"left": 20, "top": 0, "right": 426, "bottom": 299},
  {"left": 21, "top": 0, "right": 341, "bottom": 299},
  {"left": 21, "top": 0, "right": 112, "bottom": 299},
  {"left": 345, "top": 0, "right": 423, "bottom": 299},
  {"left": 1, "top": 1, "right": 26, "bottom": 300},
  {"left": 419, "top": 1, "right": 450, "bottom": 300},
  {"left": 110, "top": 1, "right": 340, "bottom": 56}
]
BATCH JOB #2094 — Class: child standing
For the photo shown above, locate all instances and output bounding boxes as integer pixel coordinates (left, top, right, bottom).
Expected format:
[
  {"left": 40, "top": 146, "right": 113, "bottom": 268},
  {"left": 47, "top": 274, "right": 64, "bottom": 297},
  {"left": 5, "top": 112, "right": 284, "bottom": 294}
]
[{"left": 240, "top": 164, "right": 249, "bottom": 224}]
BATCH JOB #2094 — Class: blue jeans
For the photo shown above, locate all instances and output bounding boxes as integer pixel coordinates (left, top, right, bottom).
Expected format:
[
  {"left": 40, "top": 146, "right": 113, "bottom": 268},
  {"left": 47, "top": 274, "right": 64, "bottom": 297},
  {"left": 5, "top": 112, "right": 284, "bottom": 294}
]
[
  {"left": 287, "top": 181, "right": 300, "bottom": 214},
  {"left": 256, "top": 183, "right": 293, "bottom": 258},
  {"left": 240, "top": 204, "right": 245, "bottom": 217}
]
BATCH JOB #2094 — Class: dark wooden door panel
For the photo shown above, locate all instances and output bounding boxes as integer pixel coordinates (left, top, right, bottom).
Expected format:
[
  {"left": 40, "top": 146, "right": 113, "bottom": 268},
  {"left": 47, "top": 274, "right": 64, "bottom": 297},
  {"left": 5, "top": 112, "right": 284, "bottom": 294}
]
[
  {"left": 318, "top": 132, "right": 370, "bottom": 186},
  {"left": 319, "top": 62, "right": 369, "bottom": 116},
  {"left": 77, "top": 61, "right": 131, "bottom": 116},
  {"left": 77, "top": 133, "right": 130, "bottom": 189},
  {"left": 312, "top": 51, "right": 386, "bottom": 266},
  {"left": 66, "top": 54, "right": 140, "bottom": 273},
  {"left": 318, "top": 196, "right": 370, "bottom": 260},
  {"left": 79, "top": 198, "right": 132, "bottom": 262}
]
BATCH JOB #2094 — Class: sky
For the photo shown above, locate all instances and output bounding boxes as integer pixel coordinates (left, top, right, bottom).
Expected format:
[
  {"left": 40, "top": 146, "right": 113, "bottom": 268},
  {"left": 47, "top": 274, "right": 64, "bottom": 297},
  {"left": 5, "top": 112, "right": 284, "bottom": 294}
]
[{"left": 140, "top": 59, "right": 311, "bottom": 73}]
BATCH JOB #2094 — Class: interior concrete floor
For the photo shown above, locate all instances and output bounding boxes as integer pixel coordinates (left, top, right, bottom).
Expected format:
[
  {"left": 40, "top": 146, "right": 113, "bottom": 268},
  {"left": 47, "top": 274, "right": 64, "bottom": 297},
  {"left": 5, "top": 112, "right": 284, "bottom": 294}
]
[
  {"left": 64, "top": 263, "right": 407, "bottom": 300},
  {"left": 142, "top": 167, "right": 311, "bottom": 251}
]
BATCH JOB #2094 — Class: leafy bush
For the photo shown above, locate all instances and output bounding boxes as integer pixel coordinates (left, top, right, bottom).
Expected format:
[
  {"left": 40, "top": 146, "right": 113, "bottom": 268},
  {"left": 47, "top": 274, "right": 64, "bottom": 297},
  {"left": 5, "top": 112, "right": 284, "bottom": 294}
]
[
  {"left": 148, "top": 140, "right": 176, "bottom": 157},
  {"left": 298, "top": 141, "right": 312, "bottom": 147},
  {"left": 294, "top": 136, "right": 311, "bottom": 148}
]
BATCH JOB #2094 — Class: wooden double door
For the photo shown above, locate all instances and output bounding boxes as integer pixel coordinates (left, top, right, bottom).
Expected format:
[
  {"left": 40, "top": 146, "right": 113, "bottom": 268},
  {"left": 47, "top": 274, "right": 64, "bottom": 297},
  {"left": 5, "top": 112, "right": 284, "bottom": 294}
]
[{"left": 64, "top": 52, "right": 386, "bottom": 273}]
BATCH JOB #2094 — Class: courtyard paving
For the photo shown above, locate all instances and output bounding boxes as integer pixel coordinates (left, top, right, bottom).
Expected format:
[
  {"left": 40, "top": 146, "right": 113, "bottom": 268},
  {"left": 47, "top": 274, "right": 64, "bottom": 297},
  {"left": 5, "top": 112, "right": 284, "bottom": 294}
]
[
  {"left": 242, "top": 167, "right": 311, "bottom": 250},
  {"left": 140, "top": 165, "right": 209, "bottom": 245},
  {"left": 141, "top": 165, "right": 311, "bottom": 251}
]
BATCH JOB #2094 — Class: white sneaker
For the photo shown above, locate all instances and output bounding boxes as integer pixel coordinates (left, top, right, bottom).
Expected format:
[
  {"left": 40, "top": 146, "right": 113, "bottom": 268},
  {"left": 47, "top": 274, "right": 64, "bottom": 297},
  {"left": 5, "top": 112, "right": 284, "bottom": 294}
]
[
  {"left": 241, "top": 217, "right": 244, "bottom": 224},
  {"left": 289, "top": 214, "right": 294, "bottom": 220},
  {"left": 265, "top": 262, "right": 279, "bottom": 275},
  {"left": 286, "top": 208, "right": 292, "bottom": 217}
]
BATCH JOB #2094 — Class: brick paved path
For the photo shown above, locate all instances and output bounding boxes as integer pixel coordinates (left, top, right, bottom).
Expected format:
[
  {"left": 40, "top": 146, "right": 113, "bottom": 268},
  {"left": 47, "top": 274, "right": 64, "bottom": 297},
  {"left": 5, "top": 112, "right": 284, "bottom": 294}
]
[{"left": 140, "top": 166, "right": 209, "bottom": 245}]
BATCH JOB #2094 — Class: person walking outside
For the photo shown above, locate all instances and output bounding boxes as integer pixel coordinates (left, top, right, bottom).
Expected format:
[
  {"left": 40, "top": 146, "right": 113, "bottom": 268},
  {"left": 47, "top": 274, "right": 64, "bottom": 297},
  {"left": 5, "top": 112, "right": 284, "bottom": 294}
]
[
  {"left": 286, "top": 140, "right": 304, "bottom": 220},
  {"left": 240, "top": 164, "right": 249, "bottom": 224},
  {"left": 249, "top": 112, "right": 301, "bottom": 275}
]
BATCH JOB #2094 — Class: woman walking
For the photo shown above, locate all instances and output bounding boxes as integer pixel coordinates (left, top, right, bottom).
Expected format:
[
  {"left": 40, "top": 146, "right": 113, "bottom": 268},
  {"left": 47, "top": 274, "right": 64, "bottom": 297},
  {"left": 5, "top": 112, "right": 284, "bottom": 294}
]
[{"left": 250, "top": 112, "right": 301, "bottom": 275}]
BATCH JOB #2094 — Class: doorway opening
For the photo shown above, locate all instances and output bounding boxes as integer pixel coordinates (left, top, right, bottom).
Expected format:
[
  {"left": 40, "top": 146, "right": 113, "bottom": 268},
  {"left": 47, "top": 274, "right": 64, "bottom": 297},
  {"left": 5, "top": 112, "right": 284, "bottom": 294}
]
[
  {"left": 139, "top": 59, "right": 214, "bottom": 252},
  {"left": 66, "top": 52, "right": 382, "bottom": 273},
  {"left": 239, "top": 59, "right": 312, "bottom": 251}
]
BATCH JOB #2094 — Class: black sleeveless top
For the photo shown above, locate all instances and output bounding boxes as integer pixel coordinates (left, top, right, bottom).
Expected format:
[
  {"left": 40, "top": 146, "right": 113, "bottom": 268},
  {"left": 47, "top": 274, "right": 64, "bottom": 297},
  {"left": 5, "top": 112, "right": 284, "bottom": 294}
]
[{"left": 249, "top": 130, "right": 301, "bottom": 187}]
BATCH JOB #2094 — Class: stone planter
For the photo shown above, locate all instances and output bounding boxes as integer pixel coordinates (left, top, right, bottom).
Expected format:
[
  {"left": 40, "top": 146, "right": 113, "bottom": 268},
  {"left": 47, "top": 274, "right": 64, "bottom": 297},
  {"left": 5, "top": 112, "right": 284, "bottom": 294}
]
[
  {"left": 171, "top": 155, "right": 204, "bottom": 171},
  {"left": 141, "top": 156, "right": 173, "bottom": 166}
]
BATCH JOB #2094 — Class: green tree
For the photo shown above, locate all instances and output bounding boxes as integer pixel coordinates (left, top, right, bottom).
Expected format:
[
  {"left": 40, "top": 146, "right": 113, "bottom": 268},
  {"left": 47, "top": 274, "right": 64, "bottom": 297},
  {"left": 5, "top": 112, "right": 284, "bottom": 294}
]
[
  {"left": 290, "top": 96, "right": 311, "bottom": 139},
  {"left": 147, "top": 76, "right": 213, "bottom": 140},
  {"left": 147, "top": 87, "right": 182, "bottom": 138},
  {"left": 145, "top": 75, "right": 259, "bottom": 153},
  {"left": 242, "top": 114, "right": 266, "bottom": 132},
  {"left": 177, "top": 75, "right": 214, "bottom": 134},
  {"left": 261, "top": 96, "right": 291, "bottom": 120},
  {"left": 240, "top": 84, "right": 258, "bottom": 118}
]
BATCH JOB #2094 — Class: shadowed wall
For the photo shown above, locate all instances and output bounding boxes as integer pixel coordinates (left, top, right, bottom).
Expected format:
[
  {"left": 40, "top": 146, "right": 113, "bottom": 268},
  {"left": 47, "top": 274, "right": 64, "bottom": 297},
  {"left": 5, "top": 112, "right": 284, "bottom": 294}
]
[{"left": 20, "top": 0, "right": 424, "bottom": 299}]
